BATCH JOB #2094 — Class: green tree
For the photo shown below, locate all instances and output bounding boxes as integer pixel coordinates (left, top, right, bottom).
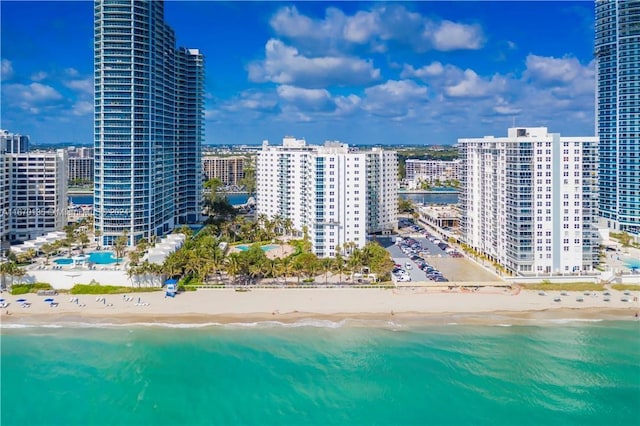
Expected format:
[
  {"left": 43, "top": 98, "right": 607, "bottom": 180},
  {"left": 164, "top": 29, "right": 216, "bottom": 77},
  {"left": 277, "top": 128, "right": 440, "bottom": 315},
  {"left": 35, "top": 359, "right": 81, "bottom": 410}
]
[
  {"left": 94, "top": 229, "right": 102, "bottom": 250},
  {"left": 225, "top": 253, "right": 243, "bottom": 285},
  {"left": 398, "top": 198, "right": 415, "bottom": 214},
  {"left": 40, "top": 243, "right": 56, "bottom": 265},
  {"left": 113, "top": 233, "right": 128, "bottom": 263},
  {"left": 77, "top": 232, "right": 90, "bottom": 254},
  {"left": 618, "top": 232, "right": 633, "bottom": 248},
  {"left": 238, "top": 156, "right": 256, "bottom": 194},
  {"left": 320, "top": 258, "right": 333, "bottom": 285},
  {"left": 0, "top": 261, "right": 25, "bottom": 290}
]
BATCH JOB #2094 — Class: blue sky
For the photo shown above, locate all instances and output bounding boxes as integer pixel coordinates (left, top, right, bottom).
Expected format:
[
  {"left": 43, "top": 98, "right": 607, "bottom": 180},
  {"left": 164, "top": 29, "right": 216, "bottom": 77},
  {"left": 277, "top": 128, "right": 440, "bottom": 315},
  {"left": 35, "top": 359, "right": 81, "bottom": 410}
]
[{"left": 1, "top": 1, "right": 596, "bottom": 146}]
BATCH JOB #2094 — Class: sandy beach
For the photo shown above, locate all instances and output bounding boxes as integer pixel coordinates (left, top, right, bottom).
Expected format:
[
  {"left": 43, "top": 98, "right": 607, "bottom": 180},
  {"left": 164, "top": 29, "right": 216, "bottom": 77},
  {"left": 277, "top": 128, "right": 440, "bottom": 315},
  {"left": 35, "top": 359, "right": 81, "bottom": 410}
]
[{"left": 1, "top": 287, "right": 638, "bottom": 326}]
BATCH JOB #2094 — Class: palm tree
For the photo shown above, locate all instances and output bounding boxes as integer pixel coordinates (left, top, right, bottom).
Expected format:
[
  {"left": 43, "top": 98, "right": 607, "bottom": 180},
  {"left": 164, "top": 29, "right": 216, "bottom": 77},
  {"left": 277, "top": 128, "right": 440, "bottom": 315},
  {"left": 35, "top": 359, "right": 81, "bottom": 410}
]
[
  {"left": 225, "top": 254, "right": 242, "bottom": 286},
  {"left": 64, "top": 224, "right": 77, "bottom": 256},
  {"left": 113, "top": 235, "right": 128, "bottom": 263},
  {"left": 77, "top": 232, "right": 90, "bottom": 254},
  {"left": 279, "top": 256, "right": 294, "bottom": 285},
  {"left": 292, "top": 256, "right": 306, "bottom": 285},
  {"left": 0, "top": 261, "right": 25, "bottom": 290},
  {"left": 136, "top": 237, "right": 148, "bottom": 254},
  {"left": 264, "top": 259, "right": 279, "bottom": 280},
  {"left": 40, "top": 243, "right": 55, "bottom": 265},
  {"left": 162, "top": 252, "right": 184, "bottom": 279},
  {"left": 334, "top": 252, "right": 347, "bottom": 284},
  {"left": 320, "top": 258, "right": 333, "bottom": 285},
  {"left": 282, "top": 218, "right": 294, "bottom": 238},
  {"left": 94, "top": 229, "right": 102, "bottom": 250}
]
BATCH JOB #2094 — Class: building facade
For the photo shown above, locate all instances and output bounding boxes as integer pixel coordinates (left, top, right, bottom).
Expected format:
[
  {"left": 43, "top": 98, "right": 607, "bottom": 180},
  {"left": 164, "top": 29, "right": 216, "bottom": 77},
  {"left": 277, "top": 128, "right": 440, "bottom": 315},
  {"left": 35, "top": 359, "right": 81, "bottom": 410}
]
[
  {"left": 405, "top": 159, "right": 461, "bottom": 182},
  {"left": 257, "top": 137, "right": 397, "bottom": 258},
  {"left": 0, "top": 129, "right": 30, "bottom": 154},
  {"left": 68, "top": 157, "right": 94, "bottom": 185},
  {"left": 0, "top": 149, "right": 8, "bottom": 251},
  {"left": 595, "top": 0, "right": 640, "bottom": 236},
  {"left": 94, "top": 0, "right": 204, "bottom": 246},
  {"left": 459, "top": 128, "right": 599, "bottom": 276},
  {"left": 202, "top": 155, "right": 249, "bottom": 186},
  {"left": 4, "top": 150, "right": 68, "bottom": 243}
]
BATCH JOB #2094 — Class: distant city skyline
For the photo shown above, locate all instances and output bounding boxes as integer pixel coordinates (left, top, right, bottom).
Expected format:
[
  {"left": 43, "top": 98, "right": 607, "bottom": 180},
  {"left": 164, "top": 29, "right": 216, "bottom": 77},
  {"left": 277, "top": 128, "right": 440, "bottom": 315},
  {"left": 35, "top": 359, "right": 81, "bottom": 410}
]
[{"left": 2, "top": 1, "right": 596, "bottom": 146}]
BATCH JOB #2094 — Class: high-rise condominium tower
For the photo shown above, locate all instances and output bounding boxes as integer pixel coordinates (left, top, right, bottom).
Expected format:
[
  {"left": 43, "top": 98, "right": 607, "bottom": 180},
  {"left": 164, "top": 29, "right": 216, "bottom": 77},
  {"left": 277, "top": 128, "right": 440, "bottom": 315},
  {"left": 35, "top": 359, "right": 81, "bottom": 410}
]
[
  {"left": 257, "top": 137, "right": 398, "bottom": 258},
  {"left": 459, "top": 128, "right": 599, "bottom": 276},
  {"left": 94, "top": 0, "right": 204, "bottom": 246},
  {"left": 595, "top": 0, "right": 640, "bottom": 236}
]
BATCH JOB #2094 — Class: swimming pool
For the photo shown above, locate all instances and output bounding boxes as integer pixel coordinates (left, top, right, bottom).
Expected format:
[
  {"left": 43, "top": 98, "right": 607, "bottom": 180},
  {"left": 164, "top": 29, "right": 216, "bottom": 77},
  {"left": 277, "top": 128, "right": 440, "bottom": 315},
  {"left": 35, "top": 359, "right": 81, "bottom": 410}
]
[
  {"left": 624, "top": 258, "right": 640, "bottom": 269},
  {"left": 236, "top": 244, "right": 279, "bottom": 252},
  {"left": 88, "top": 251, "right": 122, "bottom": 265},
  {"left": 54, "top": 258, "right": 73, "bottom": 265}
]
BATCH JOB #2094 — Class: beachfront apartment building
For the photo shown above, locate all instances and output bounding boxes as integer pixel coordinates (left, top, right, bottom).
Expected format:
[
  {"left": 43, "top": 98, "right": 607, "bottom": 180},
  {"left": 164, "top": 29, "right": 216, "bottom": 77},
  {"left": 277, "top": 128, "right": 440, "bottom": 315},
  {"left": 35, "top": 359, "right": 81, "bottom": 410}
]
[
  {"left": 202, "top": 155, "right": 249, "bottom": 186},
  {"left": 0, "top": 150, "right": 9, "bottom": 251},
  {"left": 459, "top": 127, "right": 599, "bottom": 276},
  {"left": 595, "top": 0, "right": 640, "bottom": 238},
  {"left": 257, "top": 137, "right": 397, "bottom": 258},
  {"left": 3, "top": 150, "right": 68, "bottom": 243},
  {"left": 94, "top": 0, "right": 204, "bottom": 246}
]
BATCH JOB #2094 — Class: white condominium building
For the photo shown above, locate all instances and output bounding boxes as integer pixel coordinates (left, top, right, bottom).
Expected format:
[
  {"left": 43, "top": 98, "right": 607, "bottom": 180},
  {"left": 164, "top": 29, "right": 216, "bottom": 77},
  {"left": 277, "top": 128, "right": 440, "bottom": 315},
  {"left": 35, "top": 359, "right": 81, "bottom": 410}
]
[
  {"left": 4, "top": 150, "right": 68, "bottom": 243},
  {"left": 459, "top": 127, "right": 598, "bottom": 275},
  {"left": 0, "top": 150, "right": 9, "bottom": 250},
  {"left": 257, "top": 137, "right": 397, "bottom": 258},
  {"left": 405, "top": 159, "right": 461, "bottom": 182},
  {"left": 0, "top": 129, "right": 30, "bottom": 154}
]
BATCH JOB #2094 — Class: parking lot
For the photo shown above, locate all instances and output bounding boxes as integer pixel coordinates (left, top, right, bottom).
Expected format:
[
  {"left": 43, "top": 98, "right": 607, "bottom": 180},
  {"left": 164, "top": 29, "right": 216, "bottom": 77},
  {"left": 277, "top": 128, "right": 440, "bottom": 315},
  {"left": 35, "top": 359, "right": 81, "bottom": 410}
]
[{"left": 376, "top": 219, "right": 503, "bottom": 283}]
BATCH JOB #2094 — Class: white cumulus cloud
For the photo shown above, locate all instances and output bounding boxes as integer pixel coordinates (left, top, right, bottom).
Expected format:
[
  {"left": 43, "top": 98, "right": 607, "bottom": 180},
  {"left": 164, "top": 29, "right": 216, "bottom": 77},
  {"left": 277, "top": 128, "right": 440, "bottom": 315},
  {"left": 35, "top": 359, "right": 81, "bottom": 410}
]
[
  {"left": 269, "top": 5, "right": 485, "bottom": 55},
  {"left": 248, "top": 39, "right": 381, "bottom": 88},
  {"left": 30, "top": 71, "right": 48, "bottom": 82},
  {"left": 72, "top": 101, "right": 93, "bottom": 116},
  {"left": 277, "top": 85, "right": 335, "bottom": 112},
  {"left": 363, "top": 79, "right": 429, "bottom": 118},
  {"left": 65, "top": 78, "right": 93, "bottom": 95},
  {"left": 1, "top": 59, "right": 14, "bottom": 81},
  {"left": 524, "top": 54, "right": 584, "bottom": 85},
  {"left": 445, "top": 69, "right": 506, "bottom": 98},
  {"left": 401, "top": 62, "right": 445, "bottom": 79},
  {"left": 427, "top": 21, "right": 484, "bottom": 51},
  {"left": 5, "top": 82, "right": 63, "bottom": 103}
]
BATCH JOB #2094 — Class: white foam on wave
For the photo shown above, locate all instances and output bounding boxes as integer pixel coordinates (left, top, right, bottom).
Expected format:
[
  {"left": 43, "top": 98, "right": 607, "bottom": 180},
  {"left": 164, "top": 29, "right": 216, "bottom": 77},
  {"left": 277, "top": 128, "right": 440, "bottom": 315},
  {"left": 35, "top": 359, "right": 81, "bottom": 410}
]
[
  {"left": 222, "top": 319, "right": 346, "bottom": 329},
  {"left": 546, "top": 318, "right": 604, "bottom": 324},
  {"left": 0, "top": 323, "right": 32, "bottom": 329},
  {"left": 0, "top": 318, "right": 407, "bottom": 331}
]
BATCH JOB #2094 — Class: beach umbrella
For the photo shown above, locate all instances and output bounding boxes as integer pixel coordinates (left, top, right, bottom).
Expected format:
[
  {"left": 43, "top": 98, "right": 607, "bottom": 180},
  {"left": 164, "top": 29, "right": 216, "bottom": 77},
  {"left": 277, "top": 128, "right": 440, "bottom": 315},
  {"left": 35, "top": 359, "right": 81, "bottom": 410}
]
[
  {"left": 16, "top": 298, "right": 27, "bottom": 303},
  {"left": 0, "top": 298, "right": 5, "bottom": 302},
  {"left": 44, "top": 298, "right": 54, "bottom": 302}
]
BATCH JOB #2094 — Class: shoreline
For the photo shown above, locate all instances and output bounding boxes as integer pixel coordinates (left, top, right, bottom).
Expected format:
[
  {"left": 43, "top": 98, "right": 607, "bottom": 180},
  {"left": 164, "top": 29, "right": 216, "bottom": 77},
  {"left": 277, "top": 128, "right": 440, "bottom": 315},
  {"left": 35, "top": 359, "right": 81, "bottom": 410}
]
[{"left": 1, "top": 288, "right": 638, "bottom": 328}]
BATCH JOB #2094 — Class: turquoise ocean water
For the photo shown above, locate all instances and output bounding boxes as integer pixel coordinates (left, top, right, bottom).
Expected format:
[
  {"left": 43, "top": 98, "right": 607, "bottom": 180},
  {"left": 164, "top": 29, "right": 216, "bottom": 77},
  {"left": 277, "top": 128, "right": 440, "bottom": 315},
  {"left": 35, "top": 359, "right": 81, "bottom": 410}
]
[{"left": 1, "top": 320, "right": 639, "bottom": 426}]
